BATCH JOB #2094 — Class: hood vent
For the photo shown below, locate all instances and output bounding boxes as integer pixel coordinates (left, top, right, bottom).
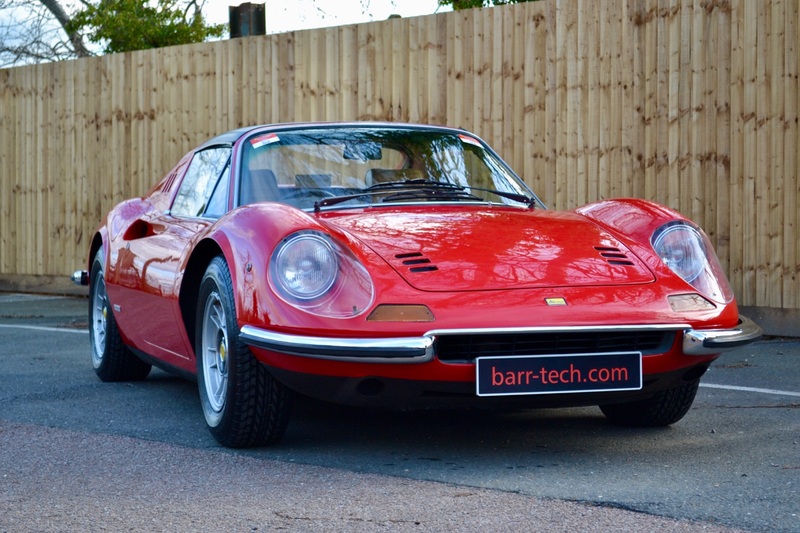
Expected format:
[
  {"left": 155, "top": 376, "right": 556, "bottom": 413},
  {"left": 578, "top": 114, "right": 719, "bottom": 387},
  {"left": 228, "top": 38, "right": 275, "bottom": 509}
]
[
  {"left": 595, "top": 246, "right": 635, "bottom": 266},
  {"left": 396, "top": 252, "right": 439, "bottom": 273}
]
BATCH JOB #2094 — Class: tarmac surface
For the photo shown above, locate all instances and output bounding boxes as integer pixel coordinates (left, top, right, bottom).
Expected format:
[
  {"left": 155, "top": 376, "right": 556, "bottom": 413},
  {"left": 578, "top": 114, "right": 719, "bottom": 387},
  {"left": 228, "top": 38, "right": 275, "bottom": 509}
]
[{"left": 1, "top": 293, "right": 798, "bottom": 532}]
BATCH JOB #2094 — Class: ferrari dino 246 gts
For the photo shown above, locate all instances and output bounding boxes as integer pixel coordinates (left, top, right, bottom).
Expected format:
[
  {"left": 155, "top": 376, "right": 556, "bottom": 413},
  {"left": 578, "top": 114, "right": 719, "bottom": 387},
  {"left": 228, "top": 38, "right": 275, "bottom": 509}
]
[{"left": 72, "top": 122, "right": 761, "bottom": 447}]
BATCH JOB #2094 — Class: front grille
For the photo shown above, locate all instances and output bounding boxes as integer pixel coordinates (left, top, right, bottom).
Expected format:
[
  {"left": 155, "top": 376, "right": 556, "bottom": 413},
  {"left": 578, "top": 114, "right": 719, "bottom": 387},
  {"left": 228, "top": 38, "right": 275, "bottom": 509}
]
[{"left": 435, "top": 330, "right": 676, "bottom": 363}]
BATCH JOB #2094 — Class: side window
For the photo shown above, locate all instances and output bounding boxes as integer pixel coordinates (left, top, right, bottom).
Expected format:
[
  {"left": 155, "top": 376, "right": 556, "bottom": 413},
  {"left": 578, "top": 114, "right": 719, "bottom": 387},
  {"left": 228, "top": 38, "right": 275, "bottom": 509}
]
[
  {"left": 204, "top": 159, "right": 231, "bottom": 218},
  {"left": 171, "top": 147, "right": 231, "bottom": 217}
]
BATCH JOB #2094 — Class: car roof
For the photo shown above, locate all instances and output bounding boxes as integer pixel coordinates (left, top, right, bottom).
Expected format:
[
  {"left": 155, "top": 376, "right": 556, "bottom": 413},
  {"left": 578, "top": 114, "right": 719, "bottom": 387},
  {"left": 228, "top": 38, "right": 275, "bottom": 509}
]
[{"left": 196, "top": 122, "right": 467, "bottom": 150}]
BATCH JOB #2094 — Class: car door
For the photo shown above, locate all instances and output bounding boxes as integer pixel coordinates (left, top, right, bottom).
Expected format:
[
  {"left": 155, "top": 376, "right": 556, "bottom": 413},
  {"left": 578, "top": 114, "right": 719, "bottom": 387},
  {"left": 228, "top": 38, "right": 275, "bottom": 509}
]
[{"left": 110, "top": 146, "right": 232, "bottom": 372}]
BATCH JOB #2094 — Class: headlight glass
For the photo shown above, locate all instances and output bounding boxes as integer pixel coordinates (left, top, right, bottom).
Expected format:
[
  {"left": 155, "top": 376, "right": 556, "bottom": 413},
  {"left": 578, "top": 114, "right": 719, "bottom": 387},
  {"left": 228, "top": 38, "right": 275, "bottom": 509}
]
[
  {"left": 652, "top": 224, "right": 705, "bottom": 282},
  {"left": 651, "top": 222, "right": 734, "bottom": 304},
  {"left": 271, "top": 233, "right": 337, "bottom": 300}
]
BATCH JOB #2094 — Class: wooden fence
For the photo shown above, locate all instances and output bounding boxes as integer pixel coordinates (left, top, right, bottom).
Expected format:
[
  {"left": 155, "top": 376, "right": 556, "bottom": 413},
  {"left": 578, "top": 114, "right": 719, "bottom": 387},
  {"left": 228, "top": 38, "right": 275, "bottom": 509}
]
[{"left": 0, "top": 0, "right": 798, "bottom": 310}]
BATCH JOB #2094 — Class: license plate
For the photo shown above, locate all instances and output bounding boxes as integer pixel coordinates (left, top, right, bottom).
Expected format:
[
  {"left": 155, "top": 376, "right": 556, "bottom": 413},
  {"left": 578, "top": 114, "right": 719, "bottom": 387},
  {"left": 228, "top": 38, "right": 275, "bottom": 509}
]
[{"left": 476, "top": 352, "right": 642, "bottom": 397}]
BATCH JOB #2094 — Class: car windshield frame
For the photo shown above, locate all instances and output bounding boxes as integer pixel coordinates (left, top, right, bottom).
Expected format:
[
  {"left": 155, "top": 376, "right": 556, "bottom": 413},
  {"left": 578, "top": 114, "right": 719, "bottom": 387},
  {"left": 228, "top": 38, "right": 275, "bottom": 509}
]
[{"left": 234, "top": 125, "right": 544, "bottom": 212}]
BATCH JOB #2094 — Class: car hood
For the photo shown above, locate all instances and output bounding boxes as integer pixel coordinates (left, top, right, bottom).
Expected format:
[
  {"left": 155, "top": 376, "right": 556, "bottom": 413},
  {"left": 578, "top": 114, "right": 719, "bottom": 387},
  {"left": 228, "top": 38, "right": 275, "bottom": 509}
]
[{"left": 322, "top": 207, "right": 655, "bottom": 292}]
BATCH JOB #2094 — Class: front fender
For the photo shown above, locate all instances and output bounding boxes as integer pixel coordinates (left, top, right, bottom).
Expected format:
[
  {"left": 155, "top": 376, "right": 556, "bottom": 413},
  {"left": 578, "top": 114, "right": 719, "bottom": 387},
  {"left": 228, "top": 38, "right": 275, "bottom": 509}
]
[
  {"left": 575, "top": 198, "right": 694, "bottom": 280},
  {"left": 575, "top": 198, "right": 689, "bottom": 244},
  {"left": 200, "top": 204, "right": 338, "bottom": 330},
  {"left": 576, "top": 198, "right": 740, "bottom": 328}
]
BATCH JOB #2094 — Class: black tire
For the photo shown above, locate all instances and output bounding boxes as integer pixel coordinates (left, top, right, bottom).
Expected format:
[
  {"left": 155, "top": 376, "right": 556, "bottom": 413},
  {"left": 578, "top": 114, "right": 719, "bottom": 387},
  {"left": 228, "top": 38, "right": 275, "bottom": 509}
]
[
  {"left": 89, "top": 249, "right": 151, "bottom": 382},
  {"left": 196, "top": 256, "right": 293, "bottom": 448},
  {"left": 599, "top": 379, "right": 700, "bottom": 427}
]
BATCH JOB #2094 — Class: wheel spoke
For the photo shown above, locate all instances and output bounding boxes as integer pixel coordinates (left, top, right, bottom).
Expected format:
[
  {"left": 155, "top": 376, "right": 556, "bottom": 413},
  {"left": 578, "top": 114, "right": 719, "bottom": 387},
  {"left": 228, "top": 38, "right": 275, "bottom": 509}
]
[
  {"left": 202, "top": 292, "right": 229, "bottom": 413},
  {"left": 91, "top": 273, "right": 109, "bottom": 365}
]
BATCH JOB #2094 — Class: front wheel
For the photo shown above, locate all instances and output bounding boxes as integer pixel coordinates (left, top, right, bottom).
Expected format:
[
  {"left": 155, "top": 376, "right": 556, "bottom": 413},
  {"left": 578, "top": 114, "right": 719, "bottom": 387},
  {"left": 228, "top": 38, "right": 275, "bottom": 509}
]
[
  {"left": 196, "top": 256, "right": 293, "bottom": 448},
  {"left": 89, "top": 249, "right": 151, "bottom": 382},
  {"left": 599, "top": 379, "right": 700, "bottom": 427}
]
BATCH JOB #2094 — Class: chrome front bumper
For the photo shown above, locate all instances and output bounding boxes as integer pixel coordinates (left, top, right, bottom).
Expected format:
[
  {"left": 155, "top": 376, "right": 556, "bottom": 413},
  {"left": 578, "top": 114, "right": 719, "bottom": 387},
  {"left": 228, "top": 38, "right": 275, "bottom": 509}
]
[
  {"left": 682, "top": 315, "right": 763, "bottom": 355},
  {"left": 72, "top": 270, "right": 89, "bottom": 286},
  {"left": 239, "top": 326, "right": 435, "bottom": 364},
  {"left": 241, "top": 318, "right": 762, "bottom": 363}
]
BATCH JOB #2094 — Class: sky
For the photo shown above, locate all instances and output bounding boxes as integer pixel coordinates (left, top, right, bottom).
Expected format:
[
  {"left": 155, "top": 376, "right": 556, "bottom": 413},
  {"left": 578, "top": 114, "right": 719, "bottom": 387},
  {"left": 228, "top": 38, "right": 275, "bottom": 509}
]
[
  {"left": 0, "top": 0, "right": 452, "bottom": 67},
  {"left": 204, "top": 0, "right": 451, "bottom": 34}
]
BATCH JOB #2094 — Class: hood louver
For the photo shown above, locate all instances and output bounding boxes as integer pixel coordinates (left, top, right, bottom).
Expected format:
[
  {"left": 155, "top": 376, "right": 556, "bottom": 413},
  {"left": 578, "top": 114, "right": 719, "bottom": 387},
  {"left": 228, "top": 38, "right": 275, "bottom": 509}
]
[
  {"left": 396, "top": 252, "right": 439, "bottom": 273},
  {"left": 595, "top": 246, "right": 636, "bottom": 266}
]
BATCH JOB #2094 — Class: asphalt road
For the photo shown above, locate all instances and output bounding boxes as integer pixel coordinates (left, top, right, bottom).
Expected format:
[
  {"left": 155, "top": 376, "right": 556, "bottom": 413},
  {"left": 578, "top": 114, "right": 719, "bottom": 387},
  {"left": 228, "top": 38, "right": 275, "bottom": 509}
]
[{"left": 1, "top": 293, "right": 798, "bottom": 532}]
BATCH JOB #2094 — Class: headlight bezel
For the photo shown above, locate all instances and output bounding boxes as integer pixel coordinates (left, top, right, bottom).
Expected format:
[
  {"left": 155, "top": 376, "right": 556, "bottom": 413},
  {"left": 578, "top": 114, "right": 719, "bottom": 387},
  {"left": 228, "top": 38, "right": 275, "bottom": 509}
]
[
  {"left": 268, "top": 230, "right": 374, "bottom": 318},
  {"left": 651, "top": 221, "right": 734, "bottom": 304}
]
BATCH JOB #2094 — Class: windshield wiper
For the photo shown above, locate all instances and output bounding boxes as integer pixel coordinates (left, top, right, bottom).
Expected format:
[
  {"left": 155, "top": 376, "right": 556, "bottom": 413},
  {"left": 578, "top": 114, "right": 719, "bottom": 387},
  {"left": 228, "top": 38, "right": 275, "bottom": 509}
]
[
  {"left": 380, "top": 189, "right": 484, "bottom": 203},
  {"left": 314, "top": 178, "right": 536, "bottom": 212},
  {"left": 364, "top": 178, "right": 463, "bottom": 192}
]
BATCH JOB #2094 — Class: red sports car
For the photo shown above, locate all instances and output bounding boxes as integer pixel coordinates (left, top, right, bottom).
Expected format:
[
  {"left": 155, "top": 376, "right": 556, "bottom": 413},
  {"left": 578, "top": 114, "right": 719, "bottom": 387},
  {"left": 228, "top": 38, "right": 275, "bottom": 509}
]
[{"left": 72, "top": 122, "right": 761, "bottom": 448}]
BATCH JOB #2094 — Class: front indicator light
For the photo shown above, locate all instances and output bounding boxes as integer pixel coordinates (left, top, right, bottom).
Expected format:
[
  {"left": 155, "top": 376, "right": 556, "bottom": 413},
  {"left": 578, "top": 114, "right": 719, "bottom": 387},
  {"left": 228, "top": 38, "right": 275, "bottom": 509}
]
[
  {"left": 668, "top": 294, "right": 716, "bottom": 312},
  {"left": 367, "top": 305, "right": 435, "bottom": 322}
]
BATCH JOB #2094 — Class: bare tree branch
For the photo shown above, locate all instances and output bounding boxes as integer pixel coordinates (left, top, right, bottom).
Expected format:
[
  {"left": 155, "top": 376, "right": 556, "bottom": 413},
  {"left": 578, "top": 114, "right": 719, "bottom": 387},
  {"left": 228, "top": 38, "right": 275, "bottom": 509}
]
[
  {"left": 37, "top": 0, "right": 91, "bottom": 56},
  {"left": 0, "top": 0, "right": 91, "bottom": 66}
]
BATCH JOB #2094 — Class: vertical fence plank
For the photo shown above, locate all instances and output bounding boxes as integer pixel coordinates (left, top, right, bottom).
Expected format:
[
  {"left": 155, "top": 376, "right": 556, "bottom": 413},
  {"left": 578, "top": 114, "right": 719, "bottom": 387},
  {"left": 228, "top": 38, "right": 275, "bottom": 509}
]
[
  {"left": 768, "top": 0, "right": 786, "bottom": 308},
  {"left": 0, "top": 69, "right": 9, "bottom": 271},
  {"left": 641, "top": 0, "right": 659, "bottom": 202},
  {"left": 784, "top": 0, "right": 799, "bottom": 308},
  {"left": 525, "top": 3, "right": 548, "bottom": 194},
  {"left": 740, "top": 2, "right": 766, "bottom": 303},
  {"left": 752, "top": 0, "right": 770, "bottom": 307},
  {"left": 698, "top": 1, "right": 716, "bottom": 242},
  {"left": 689, "top": 0, "right": 705, "bottom": 226},
  {"left": 729, "top": 0, "right": 745, "bottom": 301},
  {"left": 714, "top": 0, "right": 732, "bottom": 275}
]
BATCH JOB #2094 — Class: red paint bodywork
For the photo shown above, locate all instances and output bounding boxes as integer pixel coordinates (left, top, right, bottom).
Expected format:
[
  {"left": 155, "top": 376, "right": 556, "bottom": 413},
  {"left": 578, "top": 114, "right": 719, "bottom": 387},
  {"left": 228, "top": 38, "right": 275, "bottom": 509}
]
[{"left": 88, "top": 123, "right": 743, "bottom": 406}]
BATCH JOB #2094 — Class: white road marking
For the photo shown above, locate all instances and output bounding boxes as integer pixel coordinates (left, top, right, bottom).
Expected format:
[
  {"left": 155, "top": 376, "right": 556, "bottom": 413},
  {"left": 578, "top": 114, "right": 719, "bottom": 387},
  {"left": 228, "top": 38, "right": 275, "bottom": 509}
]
[
  {"left": 0, "top": 294, "right": 66, "bottom": 303},
  {"left": 0, "top": 324, "right": 88, "bottom": 335},
  {"left": 701, "top": 382, "right": 800, "bottom": 398}
]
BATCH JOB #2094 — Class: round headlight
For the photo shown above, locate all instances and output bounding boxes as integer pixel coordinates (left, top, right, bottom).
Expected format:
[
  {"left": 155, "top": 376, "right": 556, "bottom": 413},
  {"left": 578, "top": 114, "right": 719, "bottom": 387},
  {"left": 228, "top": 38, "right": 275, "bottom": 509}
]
[
  {"left": 271, "top": 233, "right": 337, "bottom": 300},
  {"left": 652, "top": 224, "right": 705, "bottom": 283}
]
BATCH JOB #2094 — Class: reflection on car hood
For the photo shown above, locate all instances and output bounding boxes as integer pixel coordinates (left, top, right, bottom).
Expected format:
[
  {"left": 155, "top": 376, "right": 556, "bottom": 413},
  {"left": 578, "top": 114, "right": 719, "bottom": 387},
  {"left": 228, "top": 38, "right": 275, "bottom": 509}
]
[{"left": 322, "top": 207, "right": 655, "bottom": 292}]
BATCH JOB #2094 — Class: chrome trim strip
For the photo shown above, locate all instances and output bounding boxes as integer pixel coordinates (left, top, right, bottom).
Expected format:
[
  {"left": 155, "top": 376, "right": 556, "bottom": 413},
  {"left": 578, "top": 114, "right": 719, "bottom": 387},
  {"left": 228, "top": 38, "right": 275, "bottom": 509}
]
[
  {"left": 425, "top": 324, "right": 690, "bottom": 337},
  {"left": 683, "top": 315, "right": 763, "bottom": 355},
  {"left": 239, "top": 325, "right": 435, "bottom": 364},
  {"left": 240, "top": 323, "right": 695, "bottom": 364}
]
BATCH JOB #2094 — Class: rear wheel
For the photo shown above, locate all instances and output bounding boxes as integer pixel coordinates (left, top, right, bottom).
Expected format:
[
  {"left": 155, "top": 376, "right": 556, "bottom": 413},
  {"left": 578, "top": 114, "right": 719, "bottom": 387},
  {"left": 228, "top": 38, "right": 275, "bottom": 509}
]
[
  {"left": 599, "top": 379, "right": 700, "bottom": 427},
  {"left": 89, "top": 250, "right": 151, "bottom": 382},
  {"left": 196, "top": 256, "right": 292, "bottom": 448}
]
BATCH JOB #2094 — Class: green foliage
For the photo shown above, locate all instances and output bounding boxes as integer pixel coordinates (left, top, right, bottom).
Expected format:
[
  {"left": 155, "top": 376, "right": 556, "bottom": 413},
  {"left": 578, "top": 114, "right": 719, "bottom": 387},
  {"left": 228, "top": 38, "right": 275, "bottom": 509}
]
[
  {"left": 67, "top": 0, "right": 225, "bottom": 54},
  {"left": 438, "top": 0, "right": 540, "bottom": 10}
]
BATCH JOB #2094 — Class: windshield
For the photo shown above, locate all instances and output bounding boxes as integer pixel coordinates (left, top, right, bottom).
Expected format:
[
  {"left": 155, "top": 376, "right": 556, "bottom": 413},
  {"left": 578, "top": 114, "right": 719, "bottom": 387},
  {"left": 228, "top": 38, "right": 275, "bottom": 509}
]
[{"left": 238, "top": 127, "right": 538, "bottom": 211}]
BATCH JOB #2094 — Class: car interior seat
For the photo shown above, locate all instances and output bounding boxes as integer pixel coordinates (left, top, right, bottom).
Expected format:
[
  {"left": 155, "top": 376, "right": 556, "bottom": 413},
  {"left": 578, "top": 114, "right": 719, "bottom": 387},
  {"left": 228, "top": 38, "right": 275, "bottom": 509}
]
[{"left": 240, "top": 168, "right": 280, "bottom": 205}]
